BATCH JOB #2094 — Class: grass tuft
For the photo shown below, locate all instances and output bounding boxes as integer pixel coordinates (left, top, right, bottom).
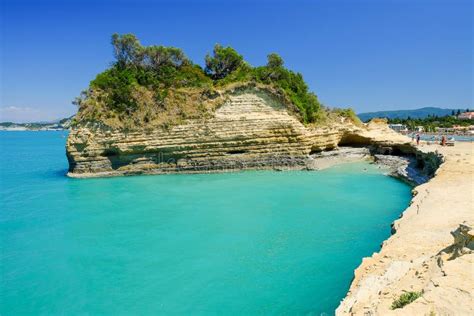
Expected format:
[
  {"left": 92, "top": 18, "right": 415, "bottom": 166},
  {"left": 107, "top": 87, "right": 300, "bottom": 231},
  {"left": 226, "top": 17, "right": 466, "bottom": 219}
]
[{"left": 391, "top": 291, "right": 422, "bottom": 310}]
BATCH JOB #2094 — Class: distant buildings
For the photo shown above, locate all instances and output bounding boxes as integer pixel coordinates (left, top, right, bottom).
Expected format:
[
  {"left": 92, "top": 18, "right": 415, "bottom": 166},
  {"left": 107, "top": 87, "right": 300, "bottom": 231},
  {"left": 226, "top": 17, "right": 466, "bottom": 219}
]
[
  {"left": 457, "top": 111, "right": 474, "bottom": 120},
  {"left": 435, "top": 127, "right": 455, "bottom": 133},
  {"left": 388, "top": 124, "right": 408, "bottom": 133},
  {"left": 435, "top": 125, "right": 474, "bottom": 134}
]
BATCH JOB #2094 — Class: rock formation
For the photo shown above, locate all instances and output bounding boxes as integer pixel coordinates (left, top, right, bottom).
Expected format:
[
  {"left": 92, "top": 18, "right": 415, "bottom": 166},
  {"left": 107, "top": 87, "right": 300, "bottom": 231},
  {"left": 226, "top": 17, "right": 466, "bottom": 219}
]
[
  {"left": 65, "top": 81, "right": 473, "bottom": 316},
  {"left": 67, "top": 86, "right": 415, "bottom": 178},
  {"left": 336, "top": 143, "right": 474, "bottom": 315}
]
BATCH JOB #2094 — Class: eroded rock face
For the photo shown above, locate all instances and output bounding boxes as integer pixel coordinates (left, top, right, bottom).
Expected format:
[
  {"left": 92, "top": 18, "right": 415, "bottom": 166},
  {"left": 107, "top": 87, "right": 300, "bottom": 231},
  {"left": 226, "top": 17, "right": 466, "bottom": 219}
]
[
  {"left": 68, "top": 90, "right": 311, "bottom": 177},
  {"left": 66, "top": 88, "right": 412, "bottom": 178},
  {"left": 336, "top": 144, "right": 474, "bottom": 316}
]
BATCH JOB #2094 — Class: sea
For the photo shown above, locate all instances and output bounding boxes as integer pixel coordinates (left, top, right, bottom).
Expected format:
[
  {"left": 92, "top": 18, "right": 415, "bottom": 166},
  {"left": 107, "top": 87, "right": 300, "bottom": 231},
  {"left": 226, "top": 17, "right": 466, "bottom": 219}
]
[{"left": 0, "top": 131, "right": 412, "bottom": 315}]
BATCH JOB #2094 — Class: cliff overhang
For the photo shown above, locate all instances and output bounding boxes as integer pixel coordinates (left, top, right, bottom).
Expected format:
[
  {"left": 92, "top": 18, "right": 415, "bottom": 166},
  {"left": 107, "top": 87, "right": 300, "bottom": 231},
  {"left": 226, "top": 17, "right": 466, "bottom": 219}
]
[
  {"left": 66, "top": 87, "right": 441, "bottom": 179},
  {"left": 67, "top": 87, "right": 432, "bottom": 179}
]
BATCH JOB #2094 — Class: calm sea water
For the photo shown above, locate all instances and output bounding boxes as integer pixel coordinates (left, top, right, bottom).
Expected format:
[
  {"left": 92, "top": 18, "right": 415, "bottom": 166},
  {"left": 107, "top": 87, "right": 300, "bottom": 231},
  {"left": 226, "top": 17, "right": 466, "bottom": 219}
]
[{"left": 0, "top": 131, "right": 412, "bottom": 315}]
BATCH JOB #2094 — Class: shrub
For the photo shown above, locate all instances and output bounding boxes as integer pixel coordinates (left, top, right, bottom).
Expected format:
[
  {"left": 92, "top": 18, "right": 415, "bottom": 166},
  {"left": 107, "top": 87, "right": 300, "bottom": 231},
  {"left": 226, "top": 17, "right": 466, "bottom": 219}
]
[
  {"left": 111, "top": 33, "right": 143, "bottom": 67},
  {"left": 205, "top": 44, "right": 244, "bottom": 80},
  {"left": 266, "top": 53, "right": 284, "bottom": 68},
  {"left": 391, "top": 291, "right": 422, "bottom": 309},
  {"left": 78, "top": 33, "right": 328, "bottom": 126},
  {"left": 332, "top": 108, "right": 363, "bottom": 126}
]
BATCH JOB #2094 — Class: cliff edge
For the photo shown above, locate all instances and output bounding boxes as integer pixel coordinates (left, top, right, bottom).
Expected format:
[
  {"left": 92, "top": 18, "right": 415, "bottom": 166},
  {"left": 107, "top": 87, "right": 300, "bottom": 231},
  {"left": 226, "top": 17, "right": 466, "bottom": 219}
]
[
  {"left": 337, "top": 142, "right": 474, "bottom": 315},
  {"left": 67, "top": 34, "right": 411, "bottom": 177},
  {"left": 67, "top": 86, "right": 402, "bottom": 177}
]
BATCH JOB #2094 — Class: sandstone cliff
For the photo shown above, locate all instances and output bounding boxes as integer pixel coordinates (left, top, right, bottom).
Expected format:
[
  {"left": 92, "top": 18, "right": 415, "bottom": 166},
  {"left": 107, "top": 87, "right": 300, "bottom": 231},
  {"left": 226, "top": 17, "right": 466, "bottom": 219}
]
[{"left": 67, "top": 86, "right": 409, "bottom": 178}]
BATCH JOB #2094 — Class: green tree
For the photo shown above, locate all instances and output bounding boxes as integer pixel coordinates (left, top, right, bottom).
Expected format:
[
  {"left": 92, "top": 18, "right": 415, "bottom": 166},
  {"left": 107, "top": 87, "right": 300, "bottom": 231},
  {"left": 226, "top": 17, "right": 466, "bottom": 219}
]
[
  {"left": 266, "top": 53, "right": 284, "bottom": 68},
  {"left": 111, "top": 33, "right": 142, "bottom": 67},
  {"left": 205, "top": 44, "right": 244, "bottom": 80},
  {"left": 263, "top": 53, "right": 285, "bottom": 81},
  {"left": 142, "top": 46, "right": 189, "bottom": 70},
  {"left": 79, "top": 34, "right": 328, "bottom": 126}
]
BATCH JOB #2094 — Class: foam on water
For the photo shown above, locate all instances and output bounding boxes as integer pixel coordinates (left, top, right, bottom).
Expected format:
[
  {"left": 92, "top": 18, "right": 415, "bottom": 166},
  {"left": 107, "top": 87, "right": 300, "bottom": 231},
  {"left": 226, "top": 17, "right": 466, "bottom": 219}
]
[{"left": 0, "top": 131, "right": 412, "bottom": 315}]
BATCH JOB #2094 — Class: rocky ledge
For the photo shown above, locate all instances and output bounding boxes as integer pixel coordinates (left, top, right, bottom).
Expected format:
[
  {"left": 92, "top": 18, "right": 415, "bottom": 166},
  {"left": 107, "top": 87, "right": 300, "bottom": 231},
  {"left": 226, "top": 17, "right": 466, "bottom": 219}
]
[
  {"left": 336, "top": 142, "right": 474, "bottom": 315},
  {"left": 66, "top": 86, "right": 429, "bottom": 178}
]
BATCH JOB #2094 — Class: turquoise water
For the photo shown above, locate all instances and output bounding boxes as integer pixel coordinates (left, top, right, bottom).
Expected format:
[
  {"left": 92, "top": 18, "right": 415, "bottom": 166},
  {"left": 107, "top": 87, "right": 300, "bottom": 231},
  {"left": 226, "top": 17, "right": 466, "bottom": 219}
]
[{"left": 0, "top": 131, "right": 412, "bottom": 315}]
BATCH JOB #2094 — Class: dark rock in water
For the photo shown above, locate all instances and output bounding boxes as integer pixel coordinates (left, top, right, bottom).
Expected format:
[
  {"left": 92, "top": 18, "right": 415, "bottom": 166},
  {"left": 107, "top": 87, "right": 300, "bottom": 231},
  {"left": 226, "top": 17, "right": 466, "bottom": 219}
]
[{"left": 374, "top": 154, "right": 429, "bottom": 185}]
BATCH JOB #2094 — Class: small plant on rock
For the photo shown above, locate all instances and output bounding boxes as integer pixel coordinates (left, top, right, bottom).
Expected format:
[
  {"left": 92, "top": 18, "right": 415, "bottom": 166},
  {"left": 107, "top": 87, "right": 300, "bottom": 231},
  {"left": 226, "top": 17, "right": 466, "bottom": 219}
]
[{"left": 391, "top": 291, "right": 423, "bottom": 309}]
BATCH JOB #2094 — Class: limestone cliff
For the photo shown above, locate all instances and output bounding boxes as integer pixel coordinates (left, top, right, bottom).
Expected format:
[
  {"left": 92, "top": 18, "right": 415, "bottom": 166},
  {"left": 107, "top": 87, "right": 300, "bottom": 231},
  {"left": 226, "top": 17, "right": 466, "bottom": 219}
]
[
  {"left": 336, "top": 143, "right": 474, "bottom": 316},
  {"left": 67, "top": 86, "right": 403, "bottom": 178}
]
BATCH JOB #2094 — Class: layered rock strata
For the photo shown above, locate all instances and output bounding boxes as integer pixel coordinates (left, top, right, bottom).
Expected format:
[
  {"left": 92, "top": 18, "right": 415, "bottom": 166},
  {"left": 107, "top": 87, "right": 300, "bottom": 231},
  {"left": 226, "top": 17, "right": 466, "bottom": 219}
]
[{"left": 67, "top": 88, "right": 414, "bottom": 178}]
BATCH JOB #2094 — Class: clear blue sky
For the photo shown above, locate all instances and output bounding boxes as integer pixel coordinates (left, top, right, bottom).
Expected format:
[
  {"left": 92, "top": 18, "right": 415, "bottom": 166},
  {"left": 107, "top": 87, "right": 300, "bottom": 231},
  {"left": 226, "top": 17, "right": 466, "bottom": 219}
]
[{"left": 1, "top": 0, "right": 472, "bottom": 122}]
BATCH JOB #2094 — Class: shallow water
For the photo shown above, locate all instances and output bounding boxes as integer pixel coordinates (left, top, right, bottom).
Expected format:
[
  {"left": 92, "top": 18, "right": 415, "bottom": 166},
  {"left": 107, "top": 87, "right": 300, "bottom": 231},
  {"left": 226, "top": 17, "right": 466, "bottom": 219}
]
[{"left": 0, "top": 131, "right": 412, "bottom": 315}]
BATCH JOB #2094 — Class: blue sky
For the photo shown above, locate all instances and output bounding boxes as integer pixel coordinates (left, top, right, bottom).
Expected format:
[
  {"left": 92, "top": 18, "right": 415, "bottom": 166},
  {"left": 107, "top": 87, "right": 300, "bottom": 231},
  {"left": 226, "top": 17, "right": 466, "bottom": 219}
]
[{"left": 1, "top": 0, "right": 472, "bottom": 122}]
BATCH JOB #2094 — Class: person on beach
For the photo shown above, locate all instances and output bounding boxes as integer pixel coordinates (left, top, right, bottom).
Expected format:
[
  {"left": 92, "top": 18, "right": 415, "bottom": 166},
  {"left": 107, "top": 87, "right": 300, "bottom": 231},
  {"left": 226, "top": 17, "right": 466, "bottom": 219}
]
[
  {"left": 441, "top": 135, "right": 446, "bottom": 146},
  {"left": 416, "top": 133, "right": 420, "bottom": 146}
]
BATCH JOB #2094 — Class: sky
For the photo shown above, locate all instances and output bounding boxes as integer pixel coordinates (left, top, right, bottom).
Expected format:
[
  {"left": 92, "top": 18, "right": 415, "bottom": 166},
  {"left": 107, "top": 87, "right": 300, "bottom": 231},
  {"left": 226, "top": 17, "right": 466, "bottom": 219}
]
[{"left": 1, "top": 0, "right": 472, "bottom": 122}]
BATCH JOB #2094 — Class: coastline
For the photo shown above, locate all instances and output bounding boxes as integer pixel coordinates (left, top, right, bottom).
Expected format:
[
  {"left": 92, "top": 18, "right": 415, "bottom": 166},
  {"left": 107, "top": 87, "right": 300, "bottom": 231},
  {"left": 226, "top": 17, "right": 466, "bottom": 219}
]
[
  {"left": 336, "top": 142, "right": 474, "bottom": 315},
  {"left": 306, "top": 145, "right": 439, "bottom": 186},
  {"left": 65, "top": 146, "right": 432, "bottom": 180},
  {"left": 64, "top": 93, "right": 471, "bottom": 315}
]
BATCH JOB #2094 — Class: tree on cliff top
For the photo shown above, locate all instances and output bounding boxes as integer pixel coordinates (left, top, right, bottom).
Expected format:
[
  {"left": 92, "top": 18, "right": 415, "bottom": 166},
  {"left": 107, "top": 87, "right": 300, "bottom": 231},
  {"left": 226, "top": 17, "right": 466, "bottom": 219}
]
[
  {"left": 81, "top": 33, "right": 324, "bottom": 125},
  {"left": 112, "top": 33, "right": 142, "bottom": 67},
  {"left": 205, "top": 44, "right": 244, "bottom": 80},
  {"left": 111, "top": 33, "right": 190, "bottom": 70},
  {"left": 266, "top": 53, "right": 284, "bottom": 68},
  {"left": 142, "top": 45, "right": 189, "bottom": 69}
]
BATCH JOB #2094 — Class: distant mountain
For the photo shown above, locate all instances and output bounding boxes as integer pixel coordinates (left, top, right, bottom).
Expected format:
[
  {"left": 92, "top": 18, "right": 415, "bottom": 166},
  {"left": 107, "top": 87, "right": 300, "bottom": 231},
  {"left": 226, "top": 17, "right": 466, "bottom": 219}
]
[
  {"left": 0, "top": 115, "right": 75, "bottom": 131},
  {"left": 357, "top": 107, "right": 462, "bottom": 122}
]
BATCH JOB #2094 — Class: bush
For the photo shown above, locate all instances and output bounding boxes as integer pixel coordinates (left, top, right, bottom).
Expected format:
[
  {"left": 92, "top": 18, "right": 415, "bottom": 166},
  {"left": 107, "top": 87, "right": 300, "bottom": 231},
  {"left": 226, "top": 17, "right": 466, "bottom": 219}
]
[
  {"left": 79, "top": 33, "right": 326, "bottom": 125},
  {"left": 332, "top": 108, "right": 362, "bottom": 126},
  {"left": 205, "top": 44, "right": 244, "bottom": 80},
  {"left": 391, "top": 291, "right": 422, "bottom": 309}
]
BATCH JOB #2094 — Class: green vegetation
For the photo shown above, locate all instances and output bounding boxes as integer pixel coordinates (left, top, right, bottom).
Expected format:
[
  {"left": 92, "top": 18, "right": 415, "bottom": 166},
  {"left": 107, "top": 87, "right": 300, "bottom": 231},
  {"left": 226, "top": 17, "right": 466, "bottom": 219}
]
[
  {"left": 391, "top": 291, "right": 422, "bottom": 309},
  {"left": 74, "top": 33, "right": 334, "bottom": 128},
  {"left": 388, "top": 115, "right": 474, "bottom": 132},
  {"left": 205, "top": 44, "right": 244, "bottom": 80},
  {"left": 331, "top": 108, "right": 363, "bottom": 126}
]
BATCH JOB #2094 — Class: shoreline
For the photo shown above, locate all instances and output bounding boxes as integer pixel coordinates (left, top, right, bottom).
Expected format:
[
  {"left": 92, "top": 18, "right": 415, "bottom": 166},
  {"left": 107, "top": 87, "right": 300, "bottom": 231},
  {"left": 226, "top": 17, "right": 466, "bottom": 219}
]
[
  {"left": 65, "top": 149, "right": 425, "bottom": 181},
  {"left": 0, "top": 128, "right": 67, "bottom": 132},
  {"left": 306, "top": 146, "right": 440, "bottom": 187},
  {"left": 336, "top": 142, "right": 474, "bottom": 315}
]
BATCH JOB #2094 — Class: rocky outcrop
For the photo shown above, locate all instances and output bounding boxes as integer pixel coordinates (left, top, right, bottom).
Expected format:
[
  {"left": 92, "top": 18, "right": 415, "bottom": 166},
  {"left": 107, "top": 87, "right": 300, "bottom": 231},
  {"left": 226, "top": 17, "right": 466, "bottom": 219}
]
[
  {"left": 306, "top": 147, "right": 373, "bottom": 170},
  {"left": 444, "top": 222, "right": 474, "bottom": 260},
  {"left": 336, "top": 143, "right": 474, "bottom": 316},
  {"left": 67, "top": 89, "right": 307, "bottom": 176},
  {"left": 67, "top": 87, "right": 412, "bottom": 178},
  {"left": 66, "top": 86, "right": 473, "bottom": 314}
]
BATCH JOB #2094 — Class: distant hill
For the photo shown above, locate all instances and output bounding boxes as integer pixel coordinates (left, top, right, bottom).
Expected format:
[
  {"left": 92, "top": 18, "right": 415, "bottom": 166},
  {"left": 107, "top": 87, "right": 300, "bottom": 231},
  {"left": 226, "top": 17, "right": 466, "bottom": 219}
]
[
  {"left": 0, "top": 115, "right": 75, "bottom": 131},
  {"left": 357, "top": 107, "right": 463, "bottom": 122}
]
